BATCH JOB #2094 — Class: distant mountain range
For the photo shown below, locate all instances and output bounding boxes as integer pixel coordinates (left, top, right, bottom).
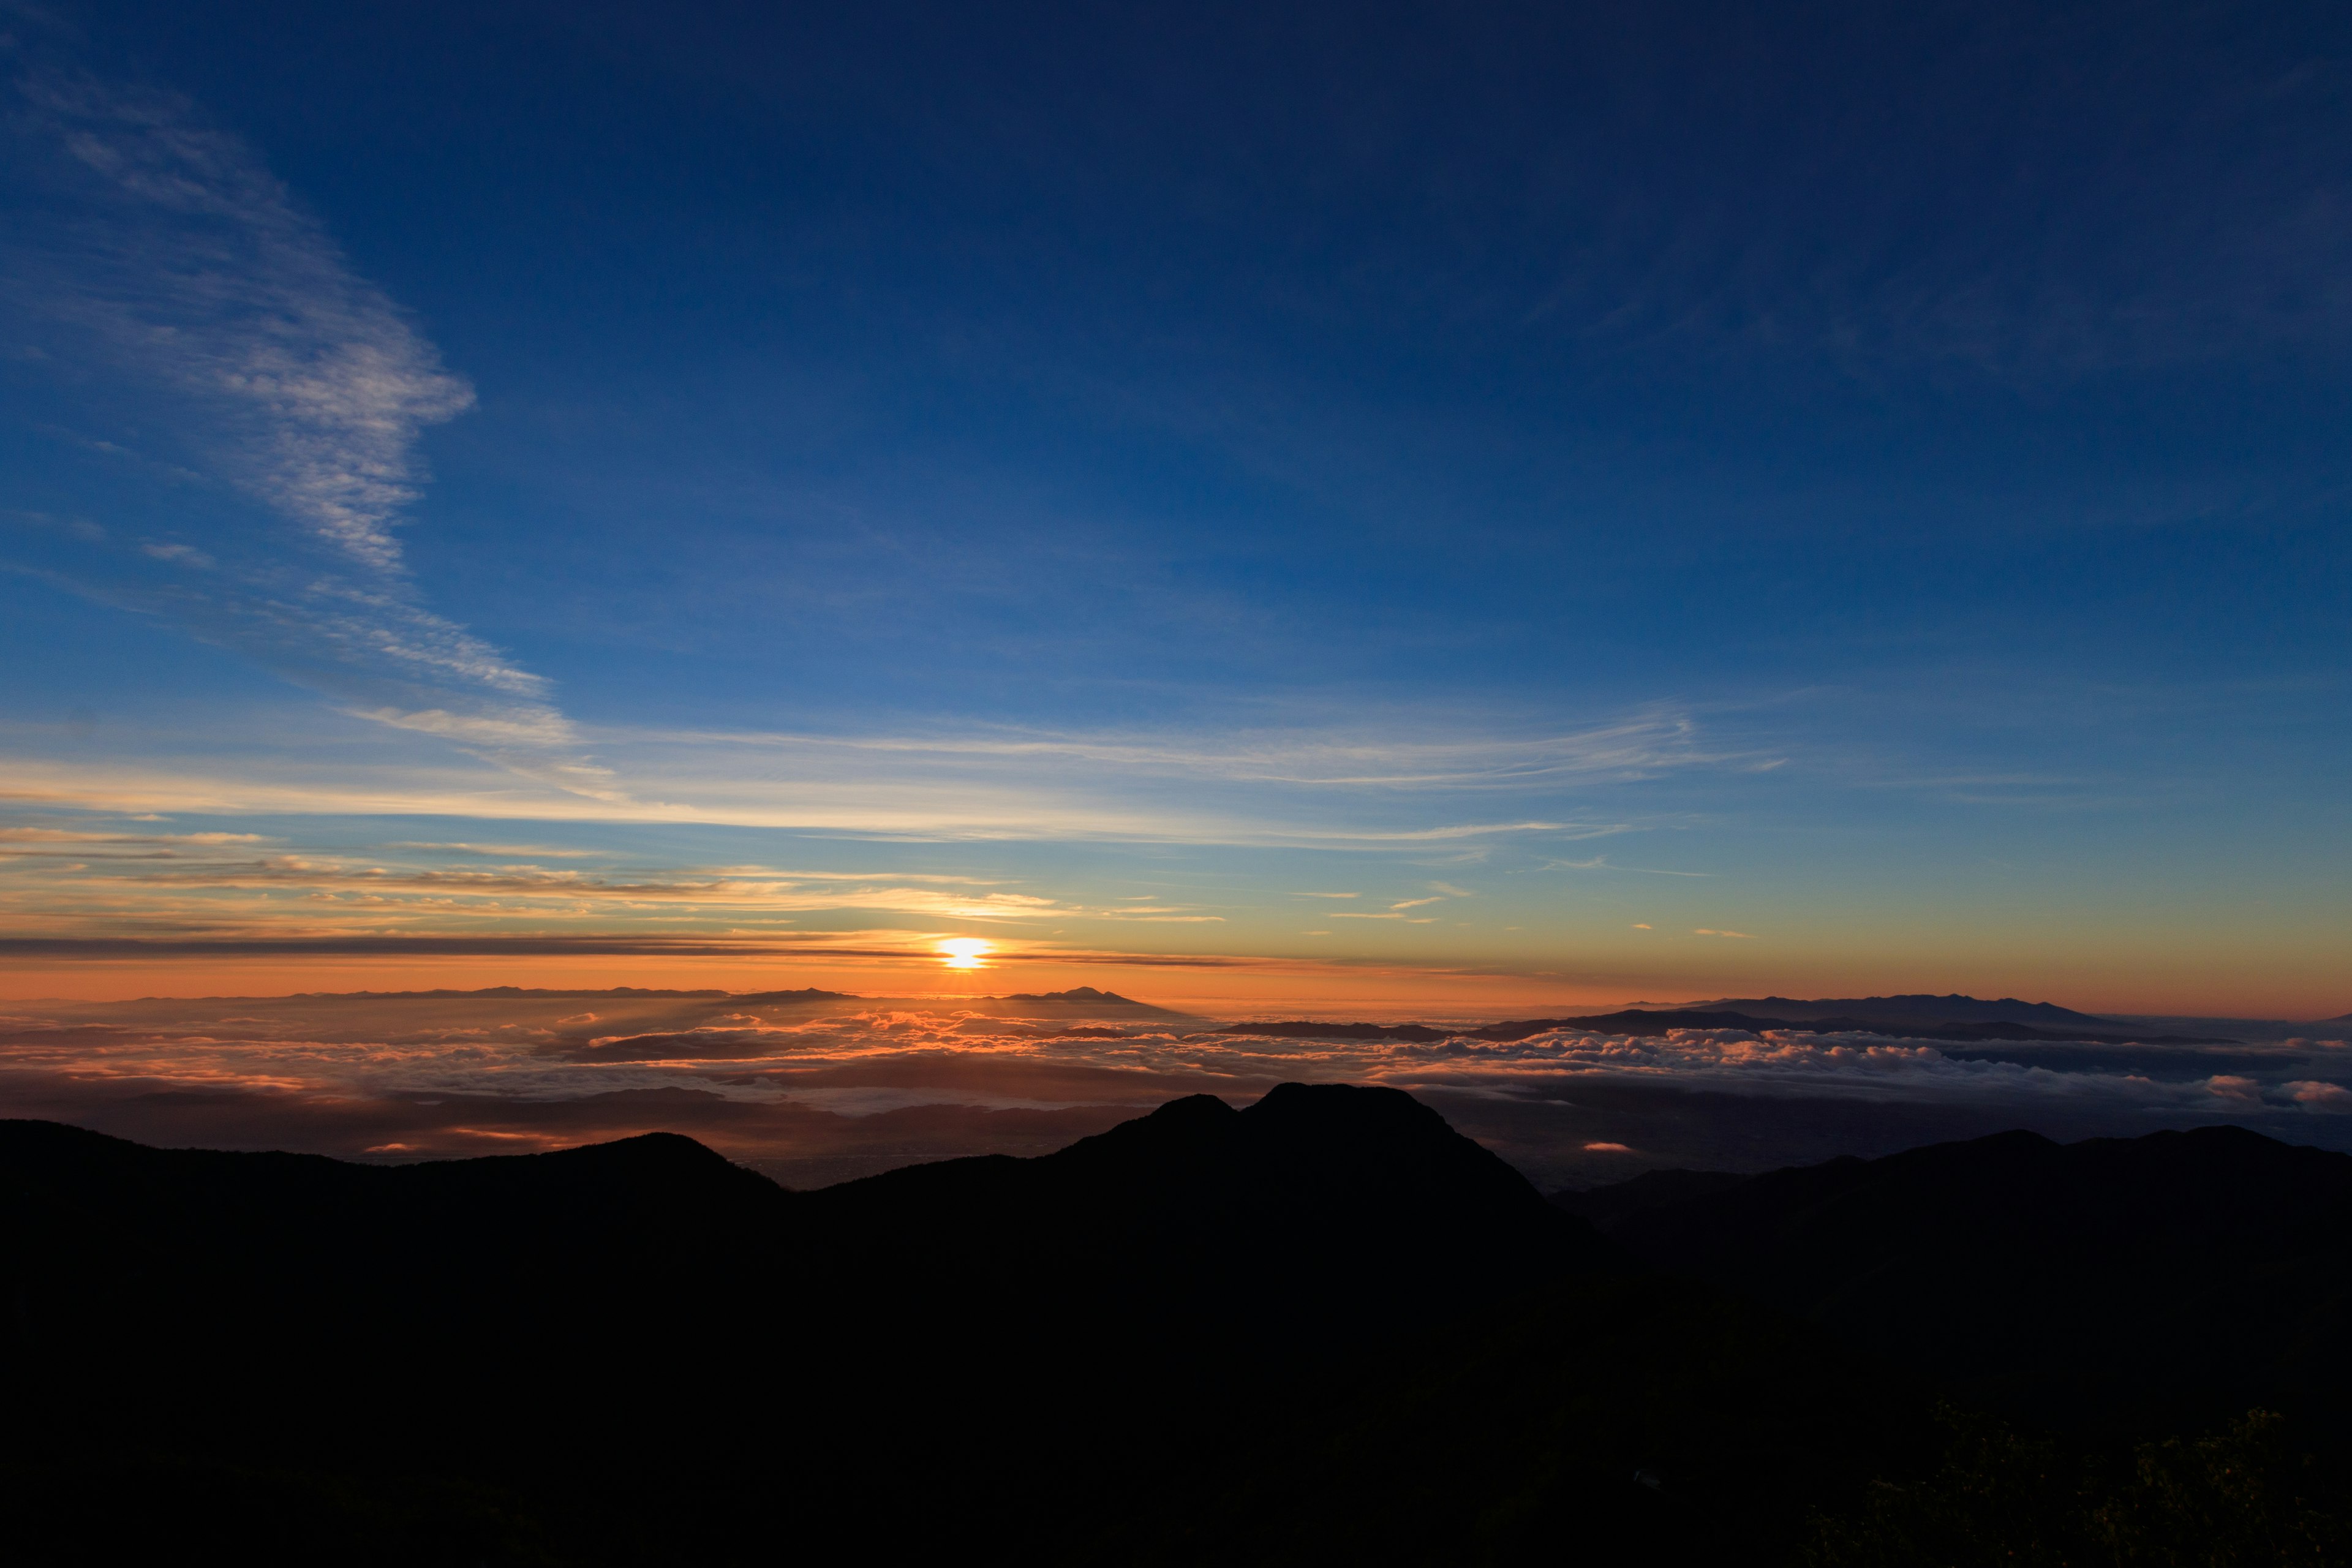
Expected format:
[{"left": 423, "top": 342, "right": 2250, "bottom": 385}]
[
  {"left": 965, "top": 985, "right": 1194, "bottom": 1016},
  {"left": 1677, "top": 992, "right": 2114, "bottom": 1025},
  {"left": 1221, "top": 1004, "right": 2232, "bottom": 1046},
  {"left": 999, "top": 985, "right": 1144, "bottom": 1004},
  {"left": 7, "top": 1091, "right": 2346, "bottom": 1562}
]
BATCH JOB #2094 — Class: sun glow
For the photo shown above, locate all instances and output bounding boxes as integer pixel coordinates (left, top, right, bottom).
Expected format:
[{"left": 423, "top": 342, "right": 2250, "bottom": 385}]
[{"left": 937, "top": 937, "right": 993, "bottom": 970}]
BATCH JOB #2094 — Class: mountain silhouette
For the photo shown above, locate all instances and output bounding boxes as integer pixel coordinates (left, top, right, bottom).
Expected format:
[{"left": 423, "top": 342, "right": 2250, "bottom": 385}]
[
  {"left": 6, "top": 1085, "right": 1599, "bottom": 1363},
  {"left": 1559, "top": 1125, "right": 2352, "bottom": 1430},
  {"left": 8, "top": 1095, "right": 2348, "bottom": 1564},
  {"left": 3, "top": 1085, "right": 1626, "bottom": 1562},
  {"left": 1222, "top": 1008, "right": 2228, "bottom": 1045},
  {"left": 1000, "top": 984, "right": 1136, "bottom": 1002},
  {"left": 1682, "top": 992, "right": 2113, "bottom": 1025},
  {"left": 807, "top": 1084, "right": 1607, "bottom": 1343}
]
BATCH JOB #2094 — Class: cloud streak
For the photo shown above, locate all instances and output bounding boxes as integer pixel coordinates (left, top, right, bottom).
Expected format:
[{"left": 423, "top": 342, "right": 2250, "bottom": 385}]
[
  {"left": 641, "top": 708, "right": 1728, "bottom": 790},
  {"left": 2, "top": 54, "right": 608, "bottom": 794},
  {"left": 0, "top": 745, "right": 1668, "bottom": 848}
]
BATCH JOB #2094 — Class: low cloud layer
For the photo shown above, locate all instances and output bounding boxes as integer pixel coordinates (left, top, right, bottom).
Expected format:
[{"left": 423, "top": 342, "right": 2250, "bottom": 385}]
[{"left": 4, "top": 989, "right": 2345, "bottom": 1189}]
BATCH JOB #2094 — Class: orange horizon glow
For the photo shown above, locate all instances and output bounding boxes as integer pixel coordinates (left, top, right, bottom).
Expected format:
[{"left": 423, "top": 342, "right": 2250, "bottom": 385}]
[{"left": 0, "top": 942, "right": 2340, "bottom": 1020}]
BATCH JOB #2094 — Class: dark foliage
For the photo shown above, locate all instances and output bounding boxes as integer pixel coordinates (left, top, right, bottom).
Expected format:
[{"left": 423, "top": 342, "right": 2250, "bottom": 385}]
[{"left": 1805, "top": 1408, "right": 2352, "bottom": 1566}]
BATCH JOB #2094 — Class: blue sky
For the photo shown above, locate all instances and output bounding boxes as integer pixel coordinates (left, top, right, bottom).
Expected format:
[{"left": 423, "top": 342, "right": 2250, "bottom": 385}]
[{"left": 1, "top": 0, "right": 2347, "bottom": 1014}]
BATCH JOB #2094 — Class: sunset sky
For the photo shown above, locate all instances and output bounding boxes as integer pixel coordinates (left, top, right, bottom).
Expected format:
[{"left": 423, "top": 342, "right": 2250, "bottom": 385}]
[{"left": 3, "top": 0, "right": 2348, "bottom": 1017}]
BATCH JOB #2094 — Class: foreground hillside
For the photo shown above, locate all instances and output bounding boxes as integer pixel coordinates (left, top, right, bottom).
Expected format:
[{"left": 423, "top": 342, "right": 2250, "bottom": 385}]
[
  {"left": 1557, "top": 1125, "right": 2352, "bottom": 1431},
  {"left": 6, "top": 1088, "right": 2348, "bottom": 1563}
]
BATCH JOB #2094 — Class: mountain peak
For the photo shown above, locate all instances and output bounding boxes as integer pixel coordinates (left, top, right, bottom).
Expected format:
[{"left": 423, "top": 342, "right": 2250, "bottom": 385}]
[
  {"left": 1001, "top": 986, "right": 1133, "bottom": 1003},
  {"left": 1683, "top": 992, "right": 2113, "bottom": 1025}
]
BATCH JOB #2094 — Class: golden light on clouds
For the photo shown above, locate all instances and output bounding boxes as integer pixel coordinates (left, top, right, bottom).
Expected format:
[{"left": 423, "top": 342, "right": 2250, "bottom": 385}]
[{"left": 937, "top": 937, "right": 993, "bottom": 970}]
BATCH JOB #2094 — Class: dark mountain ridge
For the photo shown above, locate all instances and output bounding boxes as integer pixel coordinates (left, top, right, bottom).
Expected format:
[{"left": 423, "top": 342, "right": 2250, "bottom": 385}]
[
  {"left": 6, "top": 1084, "right": 1596, "bottom": 1367},
  {"left": 1682, "top": 992, "right": 2114, "bottom": 1025},
  {"left": 1557, "top": 1125, "right": 2352, "bottom": 1430},
  {"left": 1000, "top": 984, "right": 1138, "bottom": 1003},
  {"left": 3, "top": 1087, "right": 1630, "bottom": 1562},
  {"left": 10, "top": 1095, "right": 2349, "bottom": 1564},
  {"left": 1221, "top": 1009, "right": 2231, "bottom": 1045},
  {"left": 808, "top": 1085, "right": 1603, "bottom": 1333}
]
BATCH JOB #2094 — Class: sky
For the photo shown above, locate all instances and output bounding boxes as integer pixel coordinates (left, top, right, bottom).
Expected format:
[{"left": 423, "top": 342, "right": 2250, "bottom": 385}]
[{"left": 1, "top": 0, "right": 2348, "bottom": 1018}]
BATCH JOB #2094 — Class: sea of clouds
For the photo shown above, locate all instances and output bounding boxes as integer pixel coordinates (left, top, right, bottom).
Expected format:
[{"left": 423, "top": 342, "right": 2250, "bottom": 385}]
[{"left": 3, "top": 989, "right": 2346, "bottom": 1189}]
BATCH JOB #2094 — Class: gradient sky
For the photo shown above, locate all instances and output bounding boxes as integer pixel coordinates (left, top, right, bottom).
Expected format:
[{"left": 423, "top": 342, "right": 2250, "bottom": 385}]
[{"left": 2, "top": 0, "right": 2348, "bottom": 1015}]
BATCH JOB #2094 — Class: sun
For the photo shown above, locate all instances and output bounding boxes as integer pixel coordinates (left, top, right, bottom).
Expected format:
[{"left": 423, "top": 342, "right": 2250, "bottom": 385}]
[{"left": 937, "top": 937, "right": 993, "bottom": 970}]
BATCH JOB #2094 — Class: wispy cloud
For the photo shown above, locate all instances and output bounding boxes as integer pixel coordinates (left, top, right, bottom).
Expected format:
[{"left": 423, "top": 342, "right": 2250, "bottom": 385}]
[
  {"left": 1, "top": 55, "right": 609, "bottom": 796},
  {"left": 638, "top": 707, "right": 1728, "bottom": 790},
  {"left": 0, "top": 817, "right": 1315, "bottom": 942},
  {"left": 385, "top": 842, "right": 609, "bottom": 859},
  {"left": 0, "top": 826, "right": 273, "bottom": 859},
  {"left": 0, "top": 844, "right": 1071, "bottom": 931},
  {"left": 0, "top": 748, "right": 1649, "bottom": 850},
  {"left": 0, "top": 933, "right": 879, "bottom": 960},
  {"left": 1543, "top": 855, "right": 1708, "bottom": 876}
]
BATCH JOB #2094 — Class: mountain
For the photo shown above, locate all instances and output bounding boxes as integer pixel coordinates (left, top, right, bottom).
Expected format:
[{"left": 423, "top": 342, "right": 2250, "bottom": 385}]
[
  {"left": 0, "top": 1086, "right": 1625, "bottom": 1563},
  {"left": 954, "top": 985, "right": 1195, "bottom": 1016},
  {"left": 9, "top": 1098, "right": 2348, "bottom": 1564},
  {"left": 1000, "top": 984, "right": 1136, "bottom": 1002},
  {"left": 1559, "top": 1126, "right": 2352, "bottom": 1431},
  {"left": 1222, "top": 1009, "right": 2230, "bottom": 1045},
  {"left": 4, "top": 1084, "right": 1601, "bottom": 1365},
  {"left": 1684, "top": 992, "right": 2113, "bottom": 1025},
  {"left": 729, "top": 986, "right": 856, "bottom": 1002},
  {"left": 1552, "top": 1166, "right": 1749, "bottom": 1227},
  {"left": 1527, "top": 1009, "right": 2230, "bottom": 1044},
  {"left": 808, "top": 1084, "right": 1606, "bottom": 1338}
]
